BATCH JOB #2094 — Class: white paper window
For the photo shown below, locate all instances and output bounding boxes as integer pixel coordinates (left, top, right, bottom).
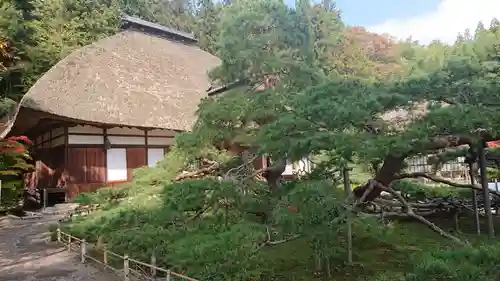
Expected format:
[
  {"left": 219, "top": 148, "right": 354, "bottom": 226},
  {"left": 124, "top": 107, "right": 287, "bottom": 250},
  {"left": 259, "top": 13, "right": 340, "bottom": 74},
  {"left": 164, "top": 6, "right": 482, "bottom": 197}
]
[
  {"left": 107, "top": 148, "right": 127, "bottom": 181},
  {"left": 147, "top": 148, "right": 164, "bottom": 167}
]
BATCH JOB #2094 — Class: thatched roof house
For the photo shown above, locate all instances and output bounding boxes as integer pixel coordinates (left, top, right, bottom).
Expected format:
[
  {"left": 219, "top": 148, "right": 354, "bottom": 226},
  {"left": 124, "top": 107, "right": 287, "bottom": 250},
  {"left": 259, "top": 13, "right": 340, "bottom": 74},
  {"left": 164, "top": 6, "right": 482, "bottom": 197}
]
[
  {"left": 3, "top": 15, "right": 219, "bottom": 137},
  {"left": 2, "top": 16, "right": 220, "bottom": 204}
]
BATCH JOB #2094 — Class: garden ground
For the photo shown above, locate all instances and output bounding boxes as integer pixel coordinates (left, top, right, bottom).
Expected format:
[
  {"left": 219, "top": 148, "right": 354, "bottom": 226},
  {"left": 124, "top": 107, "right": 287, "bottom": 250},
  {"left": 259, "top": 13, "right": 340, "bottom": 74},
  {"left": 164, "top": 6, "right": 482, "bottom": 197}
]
[{"left": 0, "top": 212, "right": 117, "bottom": 281}]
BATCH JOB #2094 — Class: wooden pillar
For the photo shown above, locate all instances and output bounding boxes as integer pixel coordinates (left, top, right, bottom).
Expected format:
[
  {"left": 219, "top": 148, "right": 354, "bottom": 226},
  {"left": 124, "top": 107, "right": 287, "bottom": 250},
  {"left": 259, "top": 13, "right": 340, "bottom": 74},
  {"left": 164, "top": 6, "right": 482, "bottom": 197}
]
[
  {"left": 478, "top": 141, "right": 495, "bottom": 238},
  {"left": 63, "top": 125, "right": 69, "bottom": 202},
  {"left": 103, "top": 128, "right": 108, "bottom": 184},
  {"left": 144, "top": 129, "right": 149, "bottom": 166},
  {"left": 64, "top": 126, "right": 69, "bottom": 168},
  {"left": 468, "top": 162, "right": 481, "bottom": 235}
]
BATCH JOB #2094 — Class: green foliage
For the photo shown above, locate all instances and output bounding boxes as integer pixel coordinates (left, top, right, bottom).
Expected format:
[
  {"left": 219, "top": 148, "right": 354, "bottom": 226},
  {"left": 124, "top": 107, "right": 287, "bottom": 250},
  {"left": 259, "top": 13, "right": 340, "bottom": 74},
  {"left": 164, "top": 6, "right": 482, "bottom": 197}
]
[
  {"left": 24, "top": 0, "right": 120, "bottom": 85},
  {"left": 194, "top": 0, "right": 224, "bottom": 54},
  {"left": 190, "top": 0, "right": 345, "bottom": 159},
  {"left": 72, "top": 193, "right": 93, "bottom": 205},
  {"left": 0, "top": 180, "right": 22, "bottom": 208},
  {"left": 0, "top": 136, "right": 33, "bottom": 208},
  {"left": 408, "top": 244, "right": 500, "bottom": 281},
  {"left": 0, "top": 97, "right": 15, "bottom": 116},
  {"left": 66, "top": 175, "right": 267, "bottom": 280},
  {"left": 116, "top": 0, "right": 196, "bottom": 32},
  {"left": 0, "top": 136, "right": 33, "bottom": 176},
  {"left": 392, "top": 180, "right": 470, "bottom": 199},
  {"left": 274, "top": 180, "right": 346, "bottom": 257},
  {"left": 0, "top": 0, "right": 25, "bottom": 103},
  {"left": 63, "top": 139, "right": 500, "bottom": 280}
]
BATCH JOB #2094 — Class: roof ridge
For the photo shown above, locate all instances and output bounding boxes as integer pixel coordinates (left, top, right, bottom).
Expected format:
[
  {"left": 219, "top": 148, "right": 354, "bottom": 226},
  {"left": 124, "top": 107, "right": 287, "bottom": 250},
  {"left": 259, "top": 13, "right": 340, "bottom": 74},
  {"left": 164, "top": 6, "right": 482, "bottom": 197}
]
[{"left": 121, "top": 15, "right": 197, "bottom": 43}]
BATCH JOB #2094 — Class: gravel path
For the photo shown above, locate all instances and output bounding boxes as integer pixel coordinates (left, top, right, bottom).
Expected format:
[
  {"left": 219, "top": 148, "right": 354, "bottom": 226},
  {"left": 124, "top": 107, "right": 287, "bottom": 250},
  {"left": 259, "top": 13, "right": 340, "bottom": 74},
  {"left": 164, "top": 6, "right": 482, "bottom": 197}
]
[{"left": 0, "top": 212, "right": 117, "bottom": 281}]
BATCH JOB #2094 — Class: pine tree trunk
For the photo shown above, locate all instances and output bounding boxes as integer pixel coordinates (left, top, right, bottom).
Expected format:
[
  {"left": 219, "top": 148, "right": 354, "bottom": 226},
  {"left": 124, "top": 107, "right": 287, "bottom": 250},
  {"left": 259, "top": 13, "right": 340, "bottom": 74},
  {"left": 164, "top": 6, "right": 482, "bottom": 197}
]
[{"left": 353, "top": 155, "right": 405, "bottom": 201}]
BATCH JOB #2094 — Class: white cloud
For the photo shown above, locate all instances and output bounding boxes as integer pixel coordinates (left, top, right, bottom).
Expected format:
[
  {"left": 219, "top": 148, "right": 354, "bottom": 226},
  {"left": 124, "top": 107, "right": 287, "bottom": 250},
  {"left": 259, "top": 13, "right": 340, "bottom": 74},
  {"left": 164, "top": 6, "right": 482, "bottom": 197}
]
[{"left": 368, "top": 0, "right": 500, "bottom": 44}]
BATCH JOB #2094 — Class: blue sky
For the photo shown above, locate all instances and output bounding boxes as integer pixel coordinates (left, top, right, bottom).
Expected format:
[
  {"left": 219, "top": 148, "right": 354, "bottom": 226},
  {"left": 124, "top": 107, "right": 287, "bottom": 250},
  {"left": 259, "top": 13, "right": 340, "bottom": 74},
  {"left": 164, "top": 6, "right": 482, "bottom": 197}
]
[
  {"left": 282, "top": 0, "right": 440, "bottom": 27},
  {"left": 332, "top": 0, "right": 440, "bottom": 27},
  {"left": 282, "top": 0, "right": 500, "bottom": 44}
]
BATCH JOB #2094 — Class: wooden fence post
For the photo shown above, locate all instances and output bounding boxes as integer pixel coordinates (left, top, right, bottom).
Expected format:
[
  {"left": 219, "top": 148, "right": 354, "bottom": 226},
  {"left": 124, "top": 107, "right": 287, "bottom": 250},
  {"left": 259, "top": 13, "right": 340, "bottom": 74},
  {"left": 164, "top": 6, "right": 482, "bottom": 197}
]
[
  {"left": 103, "top": 246, "right": 108, "bottom": 266},
  {"left": 496, "top": 180, "right": 500, "bottom": 215},
  {"left": 123, "top": 254, "right": 130, "bottom": 281},
  {"left": 469, "top": 162, "right": 481, "bottom": 235},
  {"left": 68, "top": 236, "right": 72, "bottom": 252},
  {"left": 56, "top": 224, "right": 61, "bottom": 243},
  {"left": 150, "top": 251, "right": 157, "bottom": 277},
  {"left": 43, "top": 188, "right": 48, "bottom": 209},
  {"left": 81, "top": 239, "right": 87, "bottom": 263},
  {"left": 166, "top": 269, "right": 171, "bottom": 281}
]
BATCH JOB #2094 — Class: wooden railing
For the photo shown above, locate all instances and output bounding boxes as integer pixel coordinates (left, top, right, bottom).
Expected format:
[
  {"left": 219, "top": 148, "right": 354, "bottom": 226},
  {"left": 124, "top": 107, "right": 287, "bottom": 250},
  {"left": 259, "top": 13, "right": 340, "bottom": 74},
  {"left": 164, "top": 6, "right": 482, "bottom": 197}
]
[{"left": 56, "top": 226, "right": 199, "bottom": 281}]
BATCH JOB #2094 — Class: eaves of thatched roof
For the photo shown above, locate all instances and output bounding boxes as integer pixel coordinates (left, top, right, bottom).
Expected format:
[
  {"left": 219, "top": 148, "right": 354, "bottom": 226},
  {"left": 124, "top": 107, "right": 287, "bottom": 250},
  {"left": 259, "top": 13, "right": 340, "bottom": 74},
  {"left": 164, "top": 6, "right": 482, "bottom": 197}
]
[{"left": 0, "top": 15, "right": 220, "bottom": 138}]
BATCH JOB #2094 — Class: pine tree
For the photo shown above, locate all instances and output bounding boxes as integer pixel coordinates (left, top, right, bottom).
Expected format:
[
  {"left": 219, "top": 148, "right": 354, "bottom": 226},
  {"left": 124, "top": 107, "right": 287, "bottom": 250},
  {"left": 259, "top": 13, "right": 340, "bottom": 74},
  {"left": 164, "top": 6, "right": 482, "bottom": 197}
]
[
  {"left": 0, "top": 0, "right": 26, "bottom": 114},
  {"left": 24, "top": 0, "right": 120, "bottom": 86},
  {"left": 490, "top": 17, "right": 500, "bottom": 32},
  {"left": 194, "top": 0, "right": 223, "bottom": 54}
]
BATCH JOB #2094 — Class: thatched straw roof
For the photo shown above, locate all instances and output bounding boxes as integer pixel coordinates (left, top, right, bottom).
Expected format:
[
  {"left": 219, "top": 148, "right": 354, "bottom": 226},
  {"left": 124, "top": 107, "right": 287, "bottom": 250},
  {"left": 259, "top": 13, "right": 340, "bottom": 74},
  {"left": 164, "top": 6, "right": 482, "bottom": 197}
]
[{"left": 1, "top": 16, "right": 220, "bottom": 138}]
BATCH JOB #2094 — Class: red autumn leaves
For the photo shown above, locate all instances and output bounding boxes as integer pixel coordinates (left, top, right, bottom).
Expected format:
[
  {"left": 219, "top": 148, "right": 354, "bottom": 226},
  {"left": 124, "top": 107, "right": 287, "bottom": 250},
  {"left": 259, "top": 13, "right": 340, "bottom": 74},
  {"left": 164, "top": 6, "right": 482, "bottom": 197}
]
[
  {"left": 0, "top": 136, "right": 33, "bottom": 153},
  {"left": 488, "top": 140, "right": 500, "bottom": 148}
]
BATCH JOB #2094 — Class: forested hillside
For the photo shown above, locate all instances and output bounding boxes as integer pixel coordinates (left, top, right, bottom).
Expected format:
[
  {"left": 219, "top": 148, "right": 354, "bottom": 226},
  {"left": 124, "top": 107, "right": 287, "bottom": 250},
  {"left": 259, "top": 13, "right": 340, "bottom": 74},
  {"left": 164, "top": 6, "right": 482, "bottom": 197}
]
[{"left": 4, "top": 0, "right": 500, "bottom": 280}]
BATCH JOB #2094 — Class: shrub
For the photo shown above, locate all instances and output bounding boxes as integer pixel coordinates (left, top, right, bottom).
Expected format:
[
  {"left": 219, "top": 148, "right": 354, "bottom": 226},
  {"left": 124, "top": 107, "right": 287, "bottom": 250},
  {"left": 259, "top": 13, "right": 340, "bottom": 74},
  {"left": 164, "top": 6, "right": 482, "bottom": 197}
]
[
  {"left": 392, "top": 180, "right": 469, "bottom": 200},
  {"left": 0, "top": 135, "right": 34, "bottom": 209},
  {"left": 407, "top": 244, "right": 500, "bottom": 281},
  {"left": 72, "top": 193, "right": 94, "bottom": 205}
]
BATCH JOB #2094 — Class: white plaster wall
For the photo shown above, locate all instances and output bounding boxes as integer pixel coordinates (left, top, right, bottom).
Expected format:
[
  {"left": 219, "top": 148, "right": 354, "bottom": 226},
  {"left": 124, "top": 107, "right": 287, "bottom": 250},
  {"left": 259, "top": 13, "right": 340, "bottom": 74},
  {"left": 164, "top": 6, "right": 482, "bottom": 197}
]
[
  {"left": 67, "top": 134, "right": 171, "bottom": 146},
  {"left": 147, "top": 137, "right": 174, "bottom": 146},
  {"left": 68, "top": 135, "right": 104, "bottom": 145},
  {"left": 108, "top": 136, "right": 145, "bottom": 145}
]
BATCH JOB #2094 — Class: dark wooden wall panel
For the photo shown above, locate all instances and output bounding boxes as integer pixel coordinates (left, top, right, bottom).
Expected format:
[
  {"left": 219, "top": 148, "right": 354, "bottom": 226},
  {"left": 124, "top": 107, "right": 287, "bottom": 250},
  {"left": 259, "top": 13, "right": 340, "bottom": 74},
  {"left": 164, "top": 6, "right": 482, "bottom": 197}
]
[
  {"left": 35, "top": 149, "right": 52, "bottom": 167},
  {"left": 67, "top": 148, "right": 87, "bottom": 183},
  {"left": 51, "top": 146, "right": 65, "bottom": 169},
  {"left": 35, "top": 161, "right": 53, "bottom": 190},
  {"left": 86, "top": 148, "right": 105, "bottom": 183},
  {"left": 126, "top": 148, "right": 146, "bottom": 180},
  {"left": 67, "top": 148, "right": 106, "bottom": 184}
]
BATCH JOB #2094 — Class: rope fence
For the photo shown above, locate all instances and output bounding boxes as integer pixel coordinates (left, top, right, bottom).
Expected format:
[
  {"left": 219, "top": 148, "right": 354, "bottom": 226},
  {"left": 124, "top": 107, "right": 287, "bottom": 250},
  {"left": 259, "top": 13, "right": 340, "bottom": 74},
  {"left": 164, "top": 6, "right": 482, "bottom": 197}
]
[{"left": 56, "top": 226, "right": 199, "bottom": 281}]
